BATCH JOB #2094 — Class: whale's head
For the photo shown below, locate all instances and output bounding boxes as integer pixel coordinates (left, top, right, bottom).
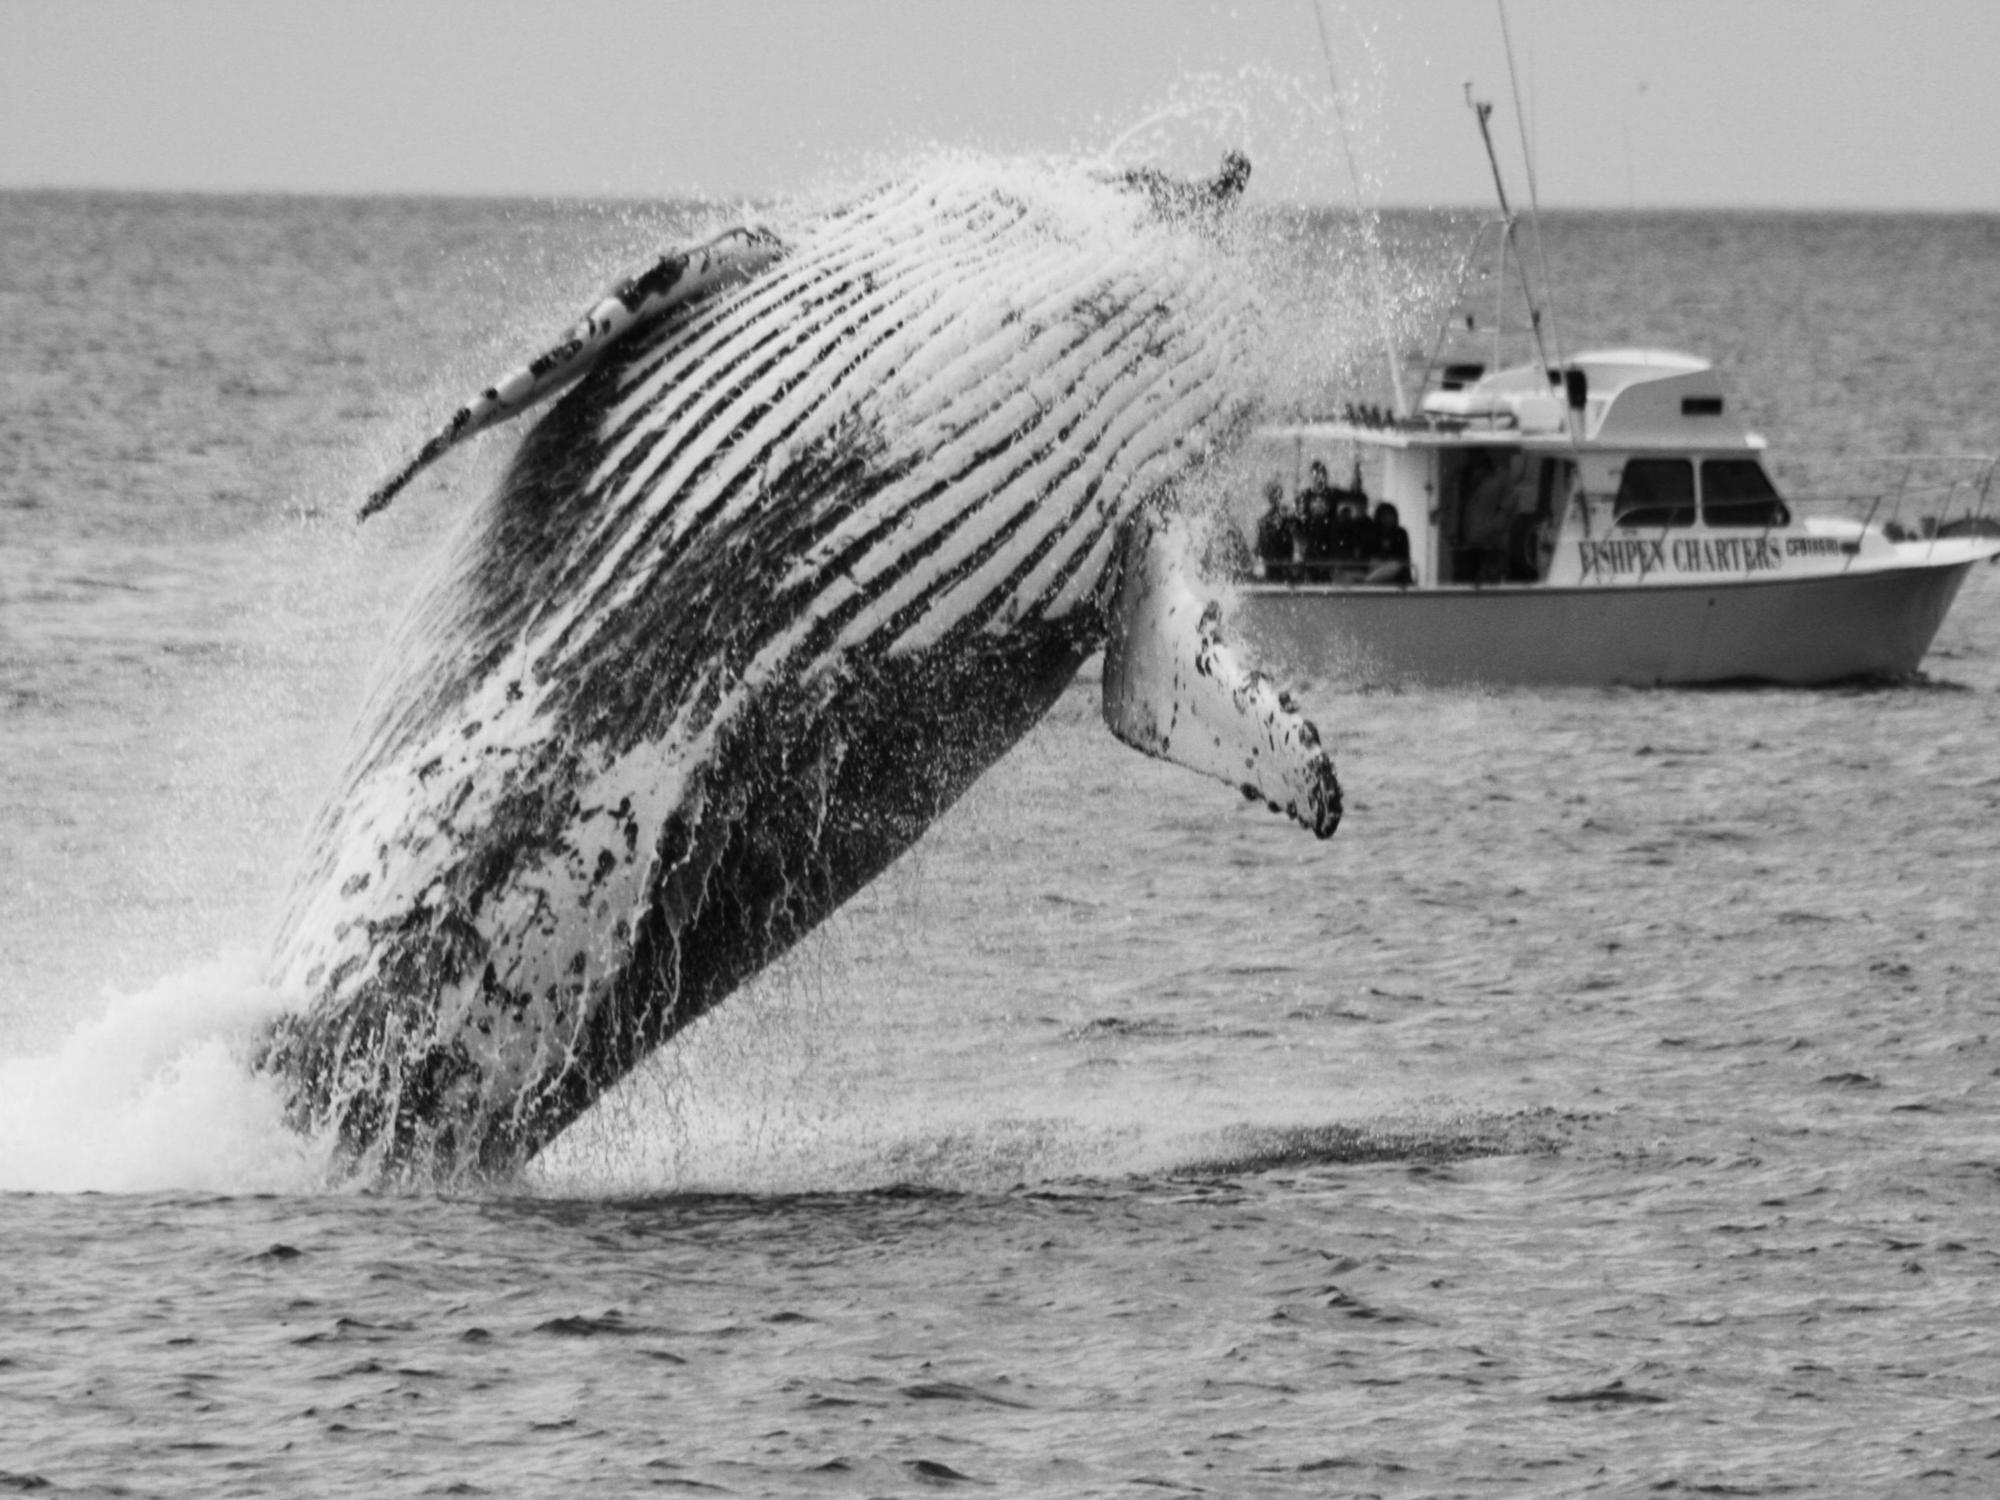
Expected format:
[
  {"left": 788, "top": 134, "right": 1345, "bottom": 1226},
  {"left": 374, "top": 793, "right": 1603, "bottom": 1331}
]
[{"left": 263, "top": 152, "right": 1339, "bottom": 1180}]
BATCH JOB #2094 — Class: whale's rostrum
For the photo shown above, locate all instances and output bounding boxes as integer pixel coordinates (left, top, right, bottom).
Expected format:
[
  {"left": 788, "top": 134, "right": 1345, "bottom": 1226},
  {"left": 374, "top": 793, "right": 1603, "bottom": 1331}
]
[{"left": 261, "top": 153, "right": 1342, "bottom": 1180}]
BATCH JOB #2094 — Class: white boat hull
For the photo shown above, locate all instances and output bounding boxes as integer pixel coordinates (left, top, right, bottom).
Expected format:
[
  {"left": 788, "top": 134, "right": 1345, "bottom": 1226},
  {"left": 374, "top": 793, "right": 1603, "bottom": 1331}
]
[{"left": 1230, "top": 553, "right": 1992, "bottom": 688}]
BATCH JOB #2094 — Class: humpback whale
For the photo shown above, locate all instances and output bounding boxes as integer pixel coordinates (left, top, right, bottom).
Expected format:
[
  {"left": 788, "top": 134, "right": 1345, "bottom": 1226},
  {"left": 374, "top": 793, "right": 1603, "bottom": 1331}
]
[{"left": 262, "top": 153, "right": 1341, "bottom": 1181}]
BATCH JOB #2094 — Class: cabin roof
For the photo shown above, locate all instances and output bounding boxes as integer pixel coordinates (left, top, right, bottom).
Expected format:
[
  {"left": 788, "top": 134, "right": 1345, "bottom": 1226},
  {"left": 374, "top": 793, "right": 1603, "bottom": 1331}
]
[{"left": 1265, "top": 346, "right": 1760, "bottom": 453}]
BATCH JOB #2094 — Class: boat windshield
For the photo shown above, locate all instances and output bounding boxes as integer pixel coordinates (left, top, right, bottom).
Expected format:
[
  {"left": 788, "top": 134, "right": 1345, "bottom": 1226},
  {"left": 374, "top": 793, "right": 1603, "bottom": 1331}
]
[
  {"left": 1613, "top": 458, "right": 1792, "bottom": 530},
  {"left": 1613, "top": 459, "right": 1696, "bottom": 528},
  {"left": 1700, "top": 459, "right": 1791, "bottom": 528}
]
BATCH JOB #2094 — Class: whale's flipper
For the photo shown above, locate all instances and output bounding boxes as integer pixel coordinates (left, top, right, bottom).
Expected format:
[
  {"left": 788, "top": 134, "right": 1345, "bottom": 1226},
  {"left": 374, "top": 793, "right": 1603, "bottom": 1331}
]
[
  {"left": 1102, "top": 511, "right": 1341, "bottom": 838},
  {"left": 359, "top": 225, "right": 786, "bottom": 520}
]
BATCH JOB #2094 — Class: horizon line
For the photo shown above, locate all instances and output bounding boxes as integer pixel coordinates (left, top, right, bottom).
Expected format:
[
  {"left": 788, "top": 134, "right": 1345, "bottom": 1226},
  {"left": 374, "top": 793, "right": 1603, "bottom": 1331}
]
[{"left": 3, "top": 181, "right": 1992, "bottom": 219}]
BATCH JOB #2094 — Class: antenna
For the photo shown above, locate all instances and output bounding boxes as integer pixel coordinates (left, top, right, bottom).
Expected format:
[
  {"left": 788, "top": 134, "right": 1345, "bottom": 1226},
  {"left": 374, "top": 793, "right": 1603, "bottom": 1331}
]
[
  {"left": 1467, "top": 88, "right": 1514, "bottom": 221},
  {"left": 1465, "top": 85, "right": 1553, "bottom": 380},
  {"left": 1312, "top": 0, "right": 1409, "bottom": 418}
]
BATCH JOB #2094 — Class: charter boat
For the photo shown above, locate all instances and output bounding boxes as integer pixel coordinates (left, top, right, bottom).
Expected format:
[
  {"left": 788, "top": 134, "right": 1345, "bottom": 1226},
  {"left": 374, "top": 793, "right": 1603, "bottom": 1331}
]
[
  {"left": 1226, "top": 99, "right": 2000, "bottom": 689},
  {"left": 1229, "top": 348, "right": 2000, "bottom": 687}
]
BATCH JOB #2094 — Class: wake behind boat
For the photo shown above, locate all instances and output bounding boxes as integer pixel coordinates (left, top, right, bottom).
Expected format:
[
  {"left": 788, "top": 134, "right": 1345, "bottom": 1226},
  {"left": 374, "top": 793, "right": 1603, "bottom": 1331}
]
[{"left": 1226, "top": 94, "right": 2000, "bottom": 689}]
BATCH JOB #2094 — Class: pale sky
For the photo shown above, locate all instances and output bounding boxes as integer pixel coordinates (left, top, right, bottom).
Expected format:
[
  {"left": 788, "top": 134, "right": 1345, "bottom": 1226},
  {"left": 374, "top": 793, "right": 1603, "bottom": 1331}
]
[{"left": 3, "top": 0, "right": 1995, "bottom": 211}]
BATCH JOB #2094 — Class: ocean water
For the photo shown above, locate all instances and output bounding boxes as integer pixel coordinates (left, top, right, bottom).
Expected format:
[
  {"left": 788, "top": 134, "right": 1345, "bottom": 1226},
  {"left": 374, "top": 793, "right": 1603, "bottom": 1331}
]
[{"left": 4, "top": 183, "right": 2000, "bottom": 1496}]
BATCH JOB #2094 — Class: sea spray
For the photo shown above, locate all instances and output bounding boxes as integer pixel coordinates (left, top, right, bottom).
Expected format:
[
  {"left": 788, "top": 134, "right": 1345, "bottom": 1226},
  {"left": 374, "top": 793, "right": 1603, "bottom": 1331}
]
[{"left": 0, "top": 951, "right": 332, "bottom": 1194}]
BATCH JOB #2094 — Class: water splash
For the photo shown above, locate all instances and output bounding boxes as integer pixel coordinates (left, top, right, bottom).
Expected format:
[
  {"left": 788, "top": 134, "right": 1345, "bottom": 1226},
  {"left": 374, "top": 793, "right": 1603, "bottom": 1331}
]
[
  {"left": 1, "top": 127, "right": 1416, "bottom": 1196},
  {"left": 0, "top": 951, "right": 333, "bottom": 1194}
]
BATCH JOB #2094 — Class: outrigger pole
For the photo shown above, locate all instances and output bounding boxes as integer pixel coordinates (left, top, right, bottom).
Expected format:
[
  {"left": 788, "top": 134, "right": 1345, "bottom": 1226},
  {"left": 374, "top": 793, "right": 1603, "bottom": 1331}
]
[
  {"left": 1465, "top": 84, "right": 1557, "bottom": 385},
  {"left": 1496, "top": 0, "right": 1569, "bottom": 378}
]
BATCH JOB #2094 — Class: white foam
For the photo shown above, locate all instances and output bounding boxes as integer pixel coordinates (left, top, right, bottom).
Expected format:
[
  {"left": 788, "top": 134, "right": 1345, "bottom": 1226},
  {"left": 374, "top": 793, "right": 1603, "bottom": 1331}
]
[{"left": 0, "top": 951, "right": 332, "bottom": 1195}]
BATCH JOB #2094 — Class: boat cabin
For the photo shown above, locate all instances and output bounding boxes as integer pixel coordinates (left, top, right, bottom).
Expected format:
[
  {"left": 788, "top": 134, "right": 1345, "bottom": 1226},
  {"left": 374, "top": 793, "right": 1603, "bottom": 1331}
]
[{"left": 1242, "top": 348, "right": 1867, "bottom": 591}]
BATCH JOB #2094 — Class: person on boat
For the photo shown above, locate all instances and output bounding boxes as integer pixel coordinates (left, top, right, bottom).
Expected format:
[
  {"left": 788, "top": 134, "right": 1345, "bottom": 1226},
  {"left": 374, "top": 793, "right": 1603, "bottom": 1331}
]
[
  {"left": 1297, "top": 487, "right": 1335, "bottom": 578},
  {"left": 1298, "top": 459, "right": 1337, "bottom": 513},
  {"left": 1459, "top": 450, "right": 1520, "bottom": 582},
  {"left": 1254, "top": 479, "right": 1294, "bottom": 581},
  {"left": 1296, "top": 460, "right": 1339, "bottom": 578},
  {"left": 1280, "top": 462, "right": 1328, "bottom": 580},
  {"left": 1364, "top": 501, "right": 1413, "bottom": 585},
  {"left": 1329, "top": 492, "right": 1372, "bottom": 568}
]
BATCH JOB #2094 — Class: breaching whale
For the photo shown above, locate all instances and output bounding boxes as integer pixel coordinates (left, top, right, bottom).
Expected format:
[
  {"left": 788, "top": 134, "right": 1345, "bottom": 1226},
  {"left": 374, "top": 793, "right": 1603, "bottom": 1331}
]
[{"left": 261, "top": 153, "right": 1341, "bottom": 1180}]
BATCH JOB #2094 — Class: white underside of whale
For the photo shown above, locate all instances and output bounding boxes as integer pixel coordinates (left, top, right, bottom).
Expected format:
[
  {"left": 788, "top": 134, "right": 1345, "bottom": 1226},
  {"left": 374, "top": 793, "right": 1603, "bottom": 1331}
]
[{"left": 270, "top": 155, "right": 1340, "bottom": 1174}]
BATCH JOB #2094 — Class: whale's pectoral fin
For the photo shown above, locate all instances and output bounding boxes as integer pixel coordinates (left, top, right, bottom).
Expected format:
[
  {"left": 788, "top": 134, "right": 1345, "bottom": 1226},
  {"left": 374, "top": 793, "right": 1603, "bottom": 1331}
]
[
  {"left": 1102, "top": 510, "right": 1342, "bottom": 838},
  {"left": 358, "top": 225, "right": 787, "bottom": 521}
]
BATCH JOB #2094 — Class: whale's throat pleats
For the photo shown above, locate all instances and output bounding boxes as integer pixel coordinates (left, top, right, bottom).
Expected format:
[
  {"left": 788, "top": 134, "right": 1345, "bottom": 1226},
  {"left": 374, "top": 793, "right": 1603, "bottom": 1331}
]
[{"left": 263, "top": 157, "right": 1338, "bottom": 1181}]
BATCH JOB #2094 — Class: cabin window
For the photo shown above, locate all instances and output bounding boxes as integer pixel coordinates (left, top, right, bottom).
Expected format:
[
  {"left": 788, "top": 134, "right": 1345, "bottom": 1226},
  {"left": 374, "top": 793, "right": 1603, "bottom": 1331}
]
[
  {"left": 1612, "top": 459, "right": 1696, "bottom": 528},
  {"left": 1700, "top": 459, "right": 1791, "bottom": 528}
]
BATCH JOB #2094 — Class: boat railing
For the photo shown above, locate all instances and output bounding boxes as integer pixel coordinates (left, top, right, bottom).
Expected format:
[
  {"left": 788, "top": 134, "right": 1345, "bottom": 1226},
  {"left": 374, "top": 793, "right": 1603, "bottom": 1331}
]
[{"left": 1772, "top": 454, "right": 1999, "bottom": 541}]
